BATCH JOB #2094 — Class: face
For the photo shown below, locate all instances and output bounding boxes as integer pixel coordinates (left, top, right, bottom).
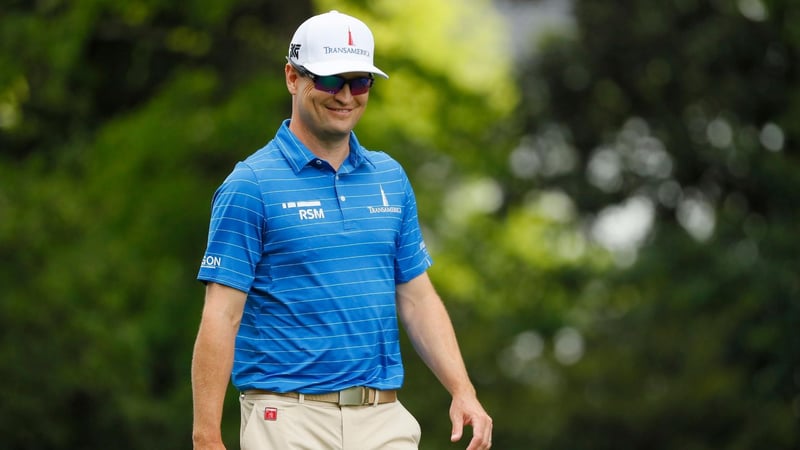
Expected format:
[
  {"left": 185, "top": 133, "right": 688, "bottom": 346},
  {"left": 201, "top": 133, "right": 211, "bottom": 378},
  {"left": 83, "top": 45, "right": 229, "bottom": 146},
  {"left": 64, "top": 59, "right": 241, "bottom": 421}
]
[{"left": 286, "top": 64, "right": 370, "bottom": 144}]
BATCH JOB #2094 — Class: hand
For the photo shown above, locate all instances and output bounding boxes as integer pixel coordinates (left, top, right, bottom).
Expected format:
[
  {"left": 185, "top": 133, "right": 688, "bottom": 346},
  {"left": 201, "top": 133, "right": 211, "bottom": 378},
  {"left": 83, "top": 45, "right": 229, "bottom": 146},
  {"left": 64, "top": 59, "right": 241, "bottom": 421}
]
[{"left": 449, "top": 394, "right": 493, "bottom": 450}]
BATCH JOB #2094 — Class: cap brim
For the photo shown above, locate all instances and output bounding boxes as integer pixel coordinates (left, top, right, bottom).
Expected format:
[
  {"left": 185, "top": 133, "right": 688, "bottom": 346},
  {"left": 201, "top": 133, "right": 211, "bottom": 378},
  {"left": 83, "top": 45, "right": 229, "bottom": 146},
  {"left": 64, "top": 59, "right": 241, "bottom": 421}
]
[{"left": 304, "top": 60, "right": 389, "bottom": 79}]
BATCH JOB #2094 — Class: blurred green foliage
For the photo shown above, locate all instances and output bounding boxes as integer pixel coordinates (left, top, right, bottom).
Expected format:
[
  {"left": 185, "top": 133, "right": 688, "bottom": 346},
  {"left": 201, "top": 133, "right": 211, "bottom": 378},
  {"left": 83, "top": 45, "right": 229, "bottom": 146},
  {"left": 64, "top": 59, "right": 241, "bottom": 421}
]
[{"left": 1, "top": 0, "right": 798, "bottom": 449}]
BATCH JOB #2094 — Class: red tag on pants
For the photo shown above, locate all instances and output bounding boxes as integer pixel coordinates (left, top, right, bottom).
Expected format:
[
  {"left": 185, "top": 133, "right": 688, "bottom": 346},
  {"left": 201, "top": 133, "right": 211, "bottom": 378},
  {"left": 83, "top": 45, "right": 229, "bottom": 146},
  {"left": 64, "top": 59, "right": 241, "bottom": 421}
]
[{"left": 264, "top": 407, "right": 278, "bottom": 421}]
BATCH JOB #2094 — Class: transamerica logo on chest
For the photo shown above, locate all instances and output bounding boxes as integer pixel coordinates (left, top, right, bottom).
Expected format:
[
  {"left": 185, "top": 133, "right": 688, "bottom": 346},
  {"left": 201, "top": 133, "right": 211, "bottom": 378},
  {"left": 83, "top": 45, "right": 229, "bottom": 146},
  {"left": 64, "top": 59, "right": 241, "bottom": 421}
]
[{"left": 369, "top": 186, "right": 401, "bottom": 214}]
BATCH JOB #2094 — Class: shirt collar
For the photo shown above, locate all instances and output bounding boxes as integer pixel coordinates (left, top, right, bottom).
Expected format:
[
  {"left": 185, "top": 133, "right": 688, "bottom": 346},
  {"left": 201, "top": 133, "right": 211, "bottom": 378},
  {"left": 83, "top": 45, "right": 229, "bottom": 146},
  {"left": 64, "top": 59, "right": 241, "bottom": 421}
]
[{"left": 275, "top": 119, "right": 375, "bottom": 174}]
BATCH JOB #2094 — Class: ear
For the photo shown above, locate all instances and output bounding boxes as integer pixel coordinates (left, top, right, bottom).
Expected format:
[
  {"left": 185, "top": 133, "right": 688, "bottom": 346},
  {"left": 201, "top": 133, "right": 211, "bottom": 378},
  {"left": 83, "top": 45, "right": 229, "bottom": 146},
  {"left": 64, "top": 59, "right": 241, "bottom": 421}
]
[{"left": 285, "top": 63, "right": 299, "bottom": 94}]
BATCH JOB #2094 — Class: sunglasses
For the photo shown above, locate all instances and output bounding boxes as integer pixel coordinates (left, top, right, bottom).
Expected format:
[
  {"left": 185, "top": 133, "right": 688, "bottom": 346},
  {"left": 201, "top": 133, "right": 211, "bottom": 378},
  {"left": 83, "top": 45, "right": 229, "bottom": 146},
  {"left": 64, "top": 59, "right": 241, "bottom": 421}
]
[{"left": 291, "top": 63, "right": 374, "bottom": 95}]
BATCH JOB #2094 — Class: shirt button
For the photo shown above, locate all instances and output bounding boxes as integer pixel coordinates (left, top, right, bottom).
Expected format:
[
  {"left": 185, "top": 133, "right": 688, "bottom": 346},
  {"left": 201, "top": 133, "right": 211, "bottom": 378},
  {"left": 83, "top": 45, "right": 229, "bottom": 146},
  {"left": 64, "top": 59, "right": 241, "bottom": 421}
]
[
  {"left": 340, "top": 196, "right": 346, "bottom": 202},
  {"left": 315, "top": 160, "right": 323, "bottom": 165}
]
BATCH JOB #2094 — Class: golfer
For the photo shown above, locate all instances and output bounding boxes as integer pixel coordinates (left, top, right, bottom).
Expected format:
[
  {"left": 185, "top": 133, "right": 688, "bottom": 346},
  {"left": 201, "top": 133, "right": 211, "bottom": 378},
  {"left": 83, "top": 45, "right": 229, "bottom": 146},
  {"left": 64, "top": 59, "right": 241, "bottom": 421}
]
[{"left": 191, "top": 10, "right": 492, "bottom": 450}]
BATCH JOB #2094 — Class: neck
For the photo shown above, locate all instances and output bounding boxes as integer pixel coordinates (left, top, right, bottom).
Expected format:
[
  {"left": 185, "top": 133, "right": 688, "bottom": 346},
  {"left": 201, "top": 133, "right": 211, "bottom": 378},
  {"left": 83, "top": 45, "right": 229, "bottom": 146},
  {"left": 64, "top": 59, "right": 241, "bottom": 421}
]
[{"left": 288, "top": 121, "right": 350, "bottom": 171}]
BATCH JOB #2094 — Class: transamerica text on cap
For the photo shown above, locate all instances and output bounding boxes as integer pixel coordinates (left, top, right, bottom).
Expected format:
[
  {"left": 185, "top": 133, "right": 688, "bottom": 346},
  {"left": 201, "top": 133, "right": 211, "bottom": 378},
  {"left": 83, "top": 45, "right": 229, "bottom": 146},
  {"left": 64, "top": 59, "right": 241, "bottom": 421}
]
[{"left": 323, "top": 46, "right": 370, "bottom": 56}]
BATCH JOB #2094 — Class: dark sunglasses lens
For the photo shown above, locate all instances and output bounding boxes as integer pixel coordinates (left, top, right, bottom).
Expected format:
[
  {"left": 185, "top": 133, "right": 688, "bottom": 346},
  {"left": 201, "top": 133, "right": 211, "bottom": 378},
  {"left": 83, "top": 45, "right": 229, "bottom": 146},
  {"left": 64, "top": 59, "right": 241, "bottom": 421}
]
[
  {"left": 348, "top": 77, "right": 373, "bottom": 95},
  {"left": 314, "top": 76, "right": 347, "bottom": 94},
  {"left": 313, "top": 75, "right": 373, "bottom": 95}
]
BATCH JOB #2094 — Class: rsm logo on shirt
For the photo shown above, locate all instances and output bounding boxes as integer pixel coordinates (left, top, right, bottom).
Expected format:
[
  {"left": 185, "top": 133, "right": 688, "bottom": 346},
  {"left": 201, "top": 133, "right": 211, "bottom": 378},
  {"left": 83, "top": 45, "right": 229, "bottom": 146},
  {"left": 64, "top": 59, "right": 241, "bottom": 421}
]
[
  {"left": 282, "top": 200, "right": 325, "bottom": 221},
  {"left": 298, "top": 208, "right": 325, "bottom": 220}
]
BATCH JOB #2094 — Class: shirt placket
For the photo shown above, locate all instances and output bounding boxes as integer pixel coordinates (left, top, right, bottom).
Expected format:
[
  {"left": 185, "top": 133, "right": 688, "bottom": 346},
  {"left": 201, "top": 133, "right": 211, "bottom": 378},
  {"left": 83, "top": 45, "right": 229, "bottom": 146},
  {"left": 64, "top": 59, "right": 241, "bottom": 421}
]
[{"left": 334, "top": 172, "right": 356, "bottom": 230}]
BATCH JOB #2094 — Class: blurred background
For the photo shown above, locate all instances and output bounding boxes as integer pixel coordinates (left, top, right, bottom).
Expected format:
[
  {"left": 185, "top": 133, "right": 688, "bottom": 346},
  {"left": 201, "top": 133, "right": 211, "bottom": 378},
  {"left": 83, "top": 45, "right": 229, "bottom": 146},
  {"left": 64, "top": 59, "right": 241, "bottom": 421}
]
[{"left": 1, "top": 0, "right": 798, "bottom": 448}]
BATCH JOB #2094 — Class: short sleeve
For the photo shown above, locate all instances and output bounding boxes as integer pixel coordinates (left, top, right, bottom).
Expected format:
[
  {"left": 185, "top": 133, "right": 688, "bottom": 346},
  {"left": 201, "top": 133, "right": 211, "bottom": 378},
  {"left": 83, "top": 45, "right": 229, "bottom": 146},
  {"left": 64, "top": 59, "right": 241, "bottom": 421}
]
[
  {"left": 197, "top": 162, "right": 265, "bottom": 292},
  {"left": 394, "top": 174, "right": 433, "bottom": 283}
]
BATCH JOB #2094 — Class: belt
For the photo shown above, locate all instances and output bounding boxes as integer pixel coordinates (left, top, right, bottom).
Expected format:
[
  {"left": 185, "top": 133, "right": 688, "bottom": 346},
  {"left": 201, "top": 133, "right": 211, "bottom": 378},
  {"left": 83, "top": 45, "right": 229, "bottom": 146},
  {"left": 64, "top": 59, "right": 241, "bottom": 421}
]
[{"left": 244, "top": 387, "right": 397, "bottom": 406}]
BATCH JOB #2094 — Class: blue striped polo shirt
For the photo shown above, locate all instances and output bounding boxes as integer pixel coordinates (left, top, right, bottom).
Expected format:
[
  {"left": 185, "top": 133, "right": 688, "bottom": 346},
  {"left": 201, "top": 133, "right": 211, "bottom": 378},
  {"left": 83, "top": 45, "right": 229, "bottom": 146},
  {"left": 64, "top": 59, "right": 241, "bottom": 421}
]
[{"left": 197, "top": 119, "right": 432, "bottom": 393}]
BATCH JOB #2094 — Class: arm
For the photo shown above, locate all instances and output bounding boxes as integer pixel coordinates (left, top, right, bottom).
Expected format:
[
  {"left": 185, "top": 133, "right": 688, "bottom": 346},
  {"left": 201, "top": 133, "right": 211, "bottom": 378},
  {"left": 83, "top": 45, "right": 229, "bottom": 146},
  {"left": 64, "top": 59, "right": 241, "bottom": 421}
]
[
  {"left": 191, "top": 282, "right": 248, "bottom": 450},
  {"left": 396, "top": 273, "right": 493, "bottom": 450}
]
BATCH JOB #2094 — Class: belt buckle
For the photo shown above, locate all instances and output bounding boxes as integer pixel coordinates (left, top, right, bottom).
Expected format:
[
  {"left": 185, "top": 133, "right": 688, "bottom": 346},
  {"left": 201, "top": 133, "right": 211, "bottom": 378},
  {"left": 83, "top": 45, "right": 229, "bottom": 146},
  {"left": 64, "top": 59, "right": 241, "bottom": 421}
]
[{"left": 338, "top": 387, "right": 366, "bottom": 406}]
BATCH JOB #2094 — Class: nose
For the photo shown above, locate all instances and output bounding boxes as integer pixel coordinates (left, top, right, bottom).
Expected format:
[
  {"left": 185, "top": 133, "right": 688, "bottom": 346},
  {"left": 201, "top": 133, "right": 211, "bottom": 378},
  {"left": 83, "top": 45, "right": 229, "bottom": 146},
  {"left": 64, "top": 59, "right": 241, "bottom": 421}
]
[{"left": 333, "top": 83, "right": 354, "bottom": 100}]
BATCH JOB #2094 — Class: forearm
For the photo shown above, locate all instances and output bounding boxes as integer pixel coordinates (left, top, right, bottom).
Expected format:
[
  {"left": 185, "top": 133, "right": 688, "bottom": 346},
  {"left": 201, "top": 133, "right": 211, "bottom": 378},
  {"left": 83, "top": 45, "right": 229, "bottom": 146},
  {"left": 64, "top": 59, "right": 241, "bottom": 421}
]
[
  {"left": 191, "top": 283, "right": 246, "bottom": 446},
  {"left": 191, "top": 318, "right": 236, "bottom": 444},
  {"left": 397, "top": 275, "right": 475, "bottom": 397},
  {"left": 409, "top": 301, "right": 475, "bottom": 396}
]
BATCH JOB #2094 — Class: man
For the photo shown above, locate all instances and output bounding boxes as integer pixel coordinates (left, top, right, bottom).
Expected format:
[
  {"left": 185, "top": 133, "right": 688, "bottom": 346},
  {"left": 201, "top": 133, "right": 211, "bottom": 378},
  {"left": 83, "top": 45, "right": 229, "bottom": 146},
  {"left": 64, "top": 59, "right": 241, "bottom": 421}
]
[{"left": 191, "top": 10, "right": 492, "bottom": 450}]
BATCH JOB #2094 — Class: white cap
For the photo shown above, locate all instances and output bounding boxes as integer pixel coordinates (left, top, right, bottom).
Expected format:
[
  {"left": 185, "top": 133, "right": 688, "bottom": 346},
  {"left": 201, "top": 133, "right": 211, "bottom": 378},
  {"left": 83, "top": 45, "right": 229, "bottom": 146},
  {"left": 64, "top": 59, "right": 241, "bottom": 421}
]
[{"left": 288, "top": 10, "right": 388, "bottom": 79}]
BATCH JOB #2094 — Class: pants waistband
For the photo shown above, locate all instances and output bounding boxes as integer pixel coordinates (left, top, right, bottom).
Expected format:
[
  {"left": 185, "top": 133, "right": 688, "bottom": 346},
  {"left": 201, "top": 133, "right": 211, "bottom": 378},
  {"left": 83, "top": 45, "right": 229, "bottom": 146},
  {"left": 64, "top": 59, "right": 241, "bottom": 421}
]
[{"left": 243, "top": 386, "right": 398, "bottom": 406}]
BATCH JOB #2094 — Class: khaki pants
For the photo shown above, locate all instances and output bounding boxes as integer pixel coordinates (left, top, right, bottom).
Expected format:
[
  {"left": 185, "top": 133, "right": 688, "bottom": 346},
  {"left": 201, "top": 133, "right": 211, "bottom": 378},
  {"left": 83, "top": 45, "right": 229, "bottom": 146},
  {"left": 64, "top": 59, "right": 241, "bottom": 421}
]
[{"left": 239, "top": 392, "right": 421, "bottom": 450}]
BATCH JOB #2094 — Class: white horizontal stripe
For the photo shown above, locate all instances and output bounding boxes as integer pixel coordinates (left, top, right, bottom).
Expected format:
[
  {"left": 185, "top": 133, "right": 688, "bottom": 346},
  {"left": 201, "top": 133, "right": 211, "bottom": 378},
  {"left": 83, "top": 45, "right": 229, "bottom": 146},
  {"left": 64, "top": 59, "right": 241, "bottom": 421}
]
[
  {"left": 241, "top": 315, "right": 396, "bottom": 331},
  {"left": 238, "top": 327, "right": 398, "bottom": 344}
]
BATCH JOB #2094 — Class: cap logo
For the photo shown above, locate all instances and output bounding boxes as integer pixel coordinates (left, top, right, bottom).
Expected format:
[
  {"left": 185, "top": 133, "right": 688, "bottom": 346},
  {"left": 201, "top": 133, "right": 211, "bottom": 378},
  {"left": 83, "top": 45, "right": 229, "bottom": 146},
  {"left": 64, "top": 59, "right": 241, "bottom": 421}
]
[
  {"left": 347, "top": 28, "right": 354, "bottom": 46},
  {"left": 289, "top": 43, "right": 301, "bottom": 59}
]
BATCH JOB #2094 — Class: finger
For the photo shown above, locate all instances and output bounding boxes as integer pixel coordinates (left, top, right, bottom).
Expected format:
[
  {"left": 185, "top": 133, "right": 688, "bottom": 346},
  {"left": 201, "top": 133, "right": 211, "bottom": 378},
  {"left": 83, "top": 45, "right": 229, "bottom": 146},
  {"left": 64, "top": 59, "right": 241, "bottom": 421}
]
[
  {"left": 466, "top": 417, "right": 493, "bottom": 450},
  {"left": 466, "top": 432, "right": 491, "bottom": 450},
  {"left": 450, "top": 416, "right": 464, "bottom": 442}
]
